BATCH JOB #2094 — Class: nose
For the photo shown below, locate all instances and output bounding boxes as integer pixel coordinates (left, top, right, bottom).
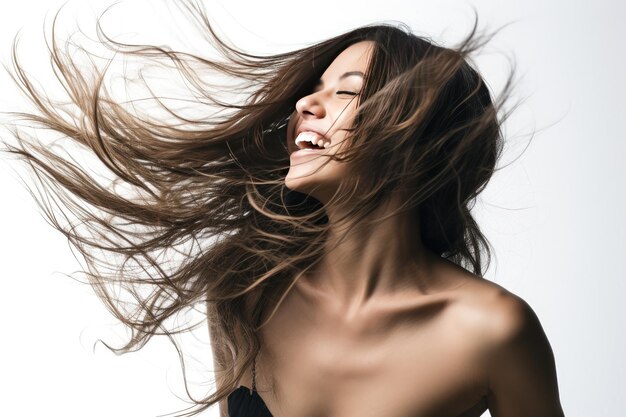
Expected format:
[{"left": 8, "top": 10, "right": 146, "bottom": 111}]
[{"left": 295, "top": 89, "right": 326, "bottom": 119}]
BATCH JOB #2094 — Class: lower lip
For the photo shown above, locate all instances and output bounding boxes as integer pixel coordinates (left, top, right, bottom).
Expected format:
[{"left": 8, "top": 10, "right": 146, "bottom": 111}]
[{"left": 290, "top": 149, "right": 326, "bottom": 158}]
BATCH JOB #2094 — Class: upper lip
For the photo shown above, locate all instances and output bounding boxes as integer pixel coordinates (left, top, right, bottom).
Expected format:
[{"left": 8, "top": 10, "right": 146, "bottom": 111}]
[{"left": 295, "top": 125, "right": 329, "bottom": 142}]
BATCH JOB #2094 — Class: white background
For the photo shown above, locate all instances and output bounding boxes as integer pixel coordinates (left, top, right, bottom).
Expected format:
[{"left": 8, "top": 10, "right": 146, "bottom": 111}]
[{"left": 1, "top": 0, "right": 624, "bottom": 416}]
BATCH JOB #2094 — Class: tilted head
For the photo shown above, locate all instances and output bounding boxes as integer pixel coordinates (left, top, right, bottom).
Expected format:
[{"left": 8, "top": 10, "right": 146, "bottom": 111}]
[{"left": 269, "top": 23, "right": 504, "bottom": 272}]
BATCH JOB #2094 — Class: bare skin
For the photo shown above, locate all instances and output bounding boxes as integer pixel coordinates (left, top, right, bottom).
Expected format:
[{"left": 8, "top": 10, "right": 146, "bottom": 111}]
[
  {"left": 218, "top": 41, "right": 565, "bottom": 417},
  {"left": 232, "top": 260, "right": 564, "bottom": 417}
]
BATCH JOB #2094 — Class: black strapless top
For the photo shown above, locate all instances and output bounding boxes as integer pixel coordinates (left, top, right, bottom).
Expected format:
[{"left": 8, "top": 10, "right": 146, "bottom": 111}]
[
  {"left": 227, "top": 353, "right": 273, "bottom": 417},
  {"left": 228, "top": 385, "right": 273, "bottom": 417}
]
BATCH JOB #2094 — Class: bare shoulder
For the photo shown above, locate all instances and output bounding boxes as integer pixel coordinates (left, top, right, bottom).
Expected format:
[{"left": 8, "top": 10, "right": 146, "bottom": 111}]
[
  {"left": 438, "top": 266, "right": 530, "bottom": 339},
  {"left": 447, "top": 273, "right": 565, "bottom": 416},
  {"left": 433, "top": 260, "right": 550, "bottom": 357},
  {"left": 467, "top": 279, "right": 548, "bottom": 352},
  {"left": 429, "top": 254, "right": 529, "bottom": 327},
  {"left": 457, "top": 277, "right": 534, "bottom": 339}
]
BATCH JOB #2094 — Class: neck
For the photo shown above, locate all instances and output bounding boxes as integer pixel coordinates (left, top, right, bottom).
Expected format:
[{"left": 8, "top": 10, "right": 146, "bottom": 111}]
[{"left": 304, "top": 191, "right": 438, "bottom": 318}]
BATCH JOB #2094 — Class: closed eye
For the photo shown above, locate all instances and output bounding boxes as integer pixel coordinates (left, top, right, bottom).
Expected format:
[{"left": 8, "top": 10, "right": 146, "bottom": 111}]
[{"left": 337, "top": 91, "right": 359, "bottom": 95}]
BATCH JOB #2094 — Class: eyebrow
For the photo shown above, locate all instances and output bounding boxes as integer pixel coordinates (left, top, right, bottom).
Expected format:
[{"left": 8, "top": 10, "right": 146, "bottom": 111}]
[{"left": 315, "top": 71, "right": 364, "bottom": 86}]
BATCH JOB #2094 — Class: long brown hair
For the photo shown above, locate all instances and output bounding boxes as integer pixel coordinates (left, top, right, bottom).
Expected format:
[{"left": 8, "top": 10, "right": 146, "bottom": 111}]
[{"left": 1, "top": 1, "right": 519, "bottom": 415}]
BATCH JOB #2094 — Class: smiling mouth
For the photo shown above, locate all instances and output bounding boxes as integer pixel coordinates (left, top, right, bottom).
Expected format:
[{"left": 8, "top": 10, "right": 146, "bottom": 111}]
[{"left": 294, "top": 131, "right": 330, "bottom": 150}]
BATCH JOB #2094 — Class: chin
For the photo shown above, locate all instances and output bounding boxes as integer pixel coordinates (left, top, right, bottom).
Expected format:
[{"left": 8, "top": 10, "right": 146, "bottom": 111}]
[
  {"left": 284, "top": 176, "right": 314, "bottom": 195},
  {"left": 286, "top": 160, "right": 348, "bottom": 202}
]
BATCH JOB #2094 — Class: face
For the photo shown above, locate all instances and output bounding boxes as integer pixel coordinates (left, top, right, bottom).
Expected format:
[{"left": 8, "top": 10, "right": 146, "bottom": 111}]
[{"left": 285, "top": 40, "right": 375, "bottom": 205}]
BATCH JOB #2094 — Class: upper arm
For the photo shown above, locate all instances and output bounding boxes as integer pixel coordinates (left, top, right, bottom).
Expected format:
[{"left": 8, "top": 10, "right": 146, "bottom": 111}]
[{"left": 484, "top": 293, "right": 566, "bottom": 417}]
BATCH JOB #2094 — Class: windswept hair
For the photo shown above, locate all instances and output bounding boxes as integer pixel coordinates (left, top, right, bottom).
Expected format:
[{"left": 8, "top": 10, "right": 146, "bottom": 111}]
[{"left": 1, "top": 1, "right": 519, "bottom": 416}]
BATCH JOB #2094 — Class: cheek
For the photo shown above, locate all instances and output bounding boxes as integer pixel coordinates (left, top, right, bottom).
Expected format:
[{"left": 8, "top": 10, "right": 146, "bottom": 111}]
[
  {"left": 333, "top": 104, "right": 358, "bottom": 134},
  {"left": 286, "top": 112, "right": 299, "bottom": 149}
]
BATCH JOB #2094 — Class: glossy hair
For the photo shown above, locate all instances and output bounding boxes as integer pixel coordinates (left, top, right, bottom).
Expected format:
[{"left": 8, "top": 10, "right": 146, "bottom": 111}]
[{"left": 1, "top": 1, "right": 518, "bottom": 415}]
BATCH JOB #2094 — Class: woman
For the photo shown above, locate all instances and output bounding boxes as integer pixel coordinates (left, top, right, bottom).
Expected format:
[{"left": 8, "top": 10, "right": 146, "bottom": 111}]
[{"left": 2, "top": 2, "right": 565, "bottom": 417}]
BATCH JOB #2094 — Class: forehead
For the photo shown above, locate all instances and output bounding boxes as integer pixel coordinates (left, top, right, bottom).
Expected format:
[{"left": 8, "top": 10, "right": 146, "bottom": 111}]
[{"left": 323, "top": 41, "right": 375, "bottom": 76}]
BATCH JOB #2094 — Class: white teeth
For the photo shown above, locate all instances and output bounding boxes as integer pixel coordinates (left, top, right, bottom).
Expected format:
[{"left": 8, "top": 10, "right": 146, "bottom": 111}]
[{"left": 295, "top": 131, "right": 329, "bottom": 150}]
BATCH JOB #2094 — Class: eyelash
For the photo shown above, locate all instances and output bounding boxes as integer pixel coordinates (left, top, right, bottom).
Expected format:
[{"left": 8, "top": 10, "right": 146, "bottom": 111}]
[{"left": 337, "top": 91, "right": 359, "bottom": 95}]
